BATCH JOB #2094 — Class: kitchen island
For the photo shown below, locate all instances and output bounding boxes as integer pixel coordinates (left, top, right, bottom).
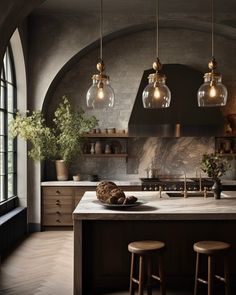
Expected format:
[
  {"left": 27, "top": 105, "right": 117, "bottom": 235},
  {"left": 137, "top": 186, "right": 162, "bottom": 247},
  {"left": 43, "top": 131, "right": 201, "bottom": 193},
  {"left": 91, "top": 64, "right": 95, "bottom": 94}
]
[{"left": 73, "top": 191, "right": 236, "bottom": 295}]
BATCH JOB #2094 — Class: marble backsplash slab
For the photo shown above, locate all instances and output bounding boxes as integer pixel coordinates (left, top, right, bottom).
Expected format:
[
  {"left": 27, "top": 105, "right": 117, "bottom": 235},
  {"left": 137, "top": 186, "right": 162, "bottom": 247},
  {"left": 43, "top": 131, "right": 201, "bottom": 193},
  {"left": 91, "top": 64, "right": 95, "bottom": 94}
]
[{"left": 43, "top": 137, "right": 236, "bottom": 181}]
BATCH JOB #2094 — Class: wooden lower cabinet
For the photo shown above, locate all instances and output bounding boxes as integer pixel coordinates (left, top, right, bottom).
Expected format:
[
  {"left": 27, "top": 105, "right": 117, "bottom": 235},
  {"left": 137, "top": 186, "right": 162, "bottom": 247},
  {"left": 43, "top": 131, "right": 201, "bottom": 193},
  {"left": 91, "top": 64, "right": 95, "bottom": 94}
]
[
  {"left": 42, "top": 187, "right": 74, "bottom": 226},
  {"left": 42, "top": 185, "right": 141, "bottom": 227}
]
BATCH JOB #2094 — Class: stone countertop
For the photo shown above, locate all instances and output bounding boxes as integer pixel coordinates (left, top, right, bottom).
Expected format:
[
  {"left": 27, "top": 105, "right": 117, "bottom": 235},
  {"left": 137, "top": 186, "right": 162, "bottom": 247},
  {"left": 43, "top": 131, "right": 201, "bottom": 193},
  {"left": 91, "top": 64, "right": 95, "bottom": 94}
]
[
  {"left": 41, "top": 180, "right": 142, "bottom": 186},
  {"left": 41, "top": 179, "right": 236, "bottom": 187},
  {"left": 73, "top": 191, "right": 236, "bottom": 221}
]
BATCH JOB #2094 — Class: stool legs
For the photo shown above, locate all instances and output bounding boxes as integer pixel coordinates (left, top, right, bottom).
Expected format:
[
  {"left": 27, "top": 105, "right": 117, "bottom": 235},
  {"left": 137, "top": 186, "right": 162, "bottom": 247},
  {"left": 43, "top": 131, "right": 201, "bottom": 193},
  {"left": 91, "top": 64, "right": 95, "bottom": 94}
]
[
  {"left": 194, "top": 252, "right": 199, "bottom": 295},
  {"left": 138, "top": 256, "right": 144, "bottom": 295},
  {"left": 129, "top": 252, "right": 166, "bottom": 295},
  {"left": 158, "top": 253, "right": 166, "bottom": 295},
  {"left": 147, "top": 257, "right": 152, "bottom": 295},
  {"left": 129, "top": 253, "right": 135, "bottom": 295},
  {"left": 208, "top": 256, "right": 214, "bottom": 295},
  {"left": 224, "top": 257, "right": 231, "bottom": 295},
  {"left": 194, "top": 252, "right": 231, "bottom": 295}
]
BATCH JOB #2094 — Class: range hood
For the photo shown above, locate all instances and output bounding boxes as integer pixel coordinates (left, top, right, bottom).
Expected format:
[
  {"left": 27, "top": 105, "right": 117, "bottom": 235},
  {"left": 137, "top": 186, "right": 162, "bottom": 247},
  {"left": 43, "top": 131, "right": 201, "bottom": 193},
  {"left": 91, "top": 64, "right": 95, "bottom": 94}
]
[{"left": 128, "top": 64, "right": 225, "bottom": 137}]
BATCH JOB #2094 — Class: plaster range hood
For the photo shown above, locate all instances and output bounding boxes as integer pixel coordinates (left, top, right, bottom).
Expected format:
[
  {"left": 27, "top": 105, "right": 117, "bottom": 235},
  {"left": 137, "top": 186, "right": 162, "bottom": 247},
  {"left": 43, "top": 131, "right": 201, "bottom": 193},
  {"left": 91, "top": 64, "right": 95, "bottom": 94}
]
[{"left": 128, "top": 64, "right": 225, "bottom": 137}]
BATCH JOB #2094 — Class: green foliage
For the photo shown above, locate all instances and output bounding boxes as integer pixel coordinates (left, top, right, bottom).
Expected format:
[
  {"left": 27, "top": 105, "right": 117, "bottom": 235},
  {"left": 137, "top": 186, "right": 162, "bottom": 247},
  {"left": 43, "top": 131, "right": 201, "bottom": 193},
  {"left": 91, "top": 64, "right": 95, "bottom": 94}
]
[
  {"left": 201, "top": 153, "right": 231, "bottom": 180},
  {"left": 10, "top": 96, "right": 98, "bottom": 162}
]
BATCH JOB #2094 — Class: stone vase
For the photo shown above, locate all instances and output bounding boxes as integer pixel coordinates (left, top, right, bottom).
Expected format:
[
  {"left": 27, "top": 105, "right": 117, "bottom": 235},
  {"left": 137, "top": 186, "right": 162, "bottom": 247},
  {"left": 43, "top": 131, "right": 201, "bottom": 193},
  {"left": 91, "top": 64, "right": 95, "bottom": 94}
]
[
  {"left": 55, "top": 160, "right": 69, "bottom": 181},
  {"left": 212, "top": 178, "right": 222, "bottom": 199}
]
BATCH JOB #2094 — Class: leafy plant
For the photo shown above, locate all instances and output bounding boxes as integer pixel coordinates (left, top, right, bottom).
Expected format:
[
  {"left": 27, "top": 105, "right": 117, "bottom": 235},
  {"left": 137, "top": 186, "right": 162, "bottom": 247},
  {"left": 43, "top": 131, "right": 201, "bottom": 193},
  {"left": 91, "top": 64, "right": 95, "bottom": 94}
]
[
  {"left": 201, "top": 153, "right": 231, "bottom": 180},
  {"left": 10, "top": 96, "right": 98, "bottom": 162}
]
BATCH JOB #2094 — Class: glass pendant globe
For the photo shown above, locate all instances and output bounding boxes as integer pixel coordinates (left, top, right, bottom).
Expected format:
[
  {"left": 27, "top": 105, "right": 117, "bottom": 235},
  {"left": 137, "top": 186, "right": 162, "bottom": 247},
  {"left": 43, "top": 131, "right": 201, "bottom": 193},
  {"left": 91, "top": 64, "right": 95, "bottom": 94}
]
[
  {"left": 197, "top": 73, "right": 227, "bottom": 107},
  {"left": 142, "top": 75, "right": 171, "bottom": 108},
  {"left": 86, "top": 75, "right": 115, "bottom": 109}
]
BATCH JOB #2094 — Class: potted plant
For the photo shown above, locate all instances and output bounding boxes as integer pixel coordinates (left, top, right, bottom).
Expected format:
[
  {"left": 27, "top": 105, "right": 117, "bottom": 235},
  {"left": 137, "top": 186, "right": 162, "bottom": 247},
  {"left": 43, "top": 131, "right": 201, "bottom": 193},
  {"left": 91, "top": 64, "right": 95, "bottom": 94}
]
[
  {"left": 201, "top": 153, "right": 231, "bottom": 199},
  {"left": 10, "top": 95, "right": 98, "bottom": 180}
]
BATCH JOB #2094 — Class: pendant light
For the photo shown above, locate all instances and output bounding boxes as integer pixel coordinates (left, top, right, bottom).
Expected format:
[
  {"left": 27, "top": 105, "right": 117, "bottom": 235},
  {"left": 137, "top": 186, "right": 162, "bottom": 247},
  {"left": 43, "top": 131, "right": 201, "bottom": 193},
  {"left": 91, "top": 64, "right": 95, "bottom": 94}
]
[
  {"left": 142, "top": 0, "right": 171, "bottom": 109},
  {"left": 197, "top": 0, "right": 227, "bottom": 107},
  {"left": 86, "top": 0, "right": 114, "bottom": 109}
]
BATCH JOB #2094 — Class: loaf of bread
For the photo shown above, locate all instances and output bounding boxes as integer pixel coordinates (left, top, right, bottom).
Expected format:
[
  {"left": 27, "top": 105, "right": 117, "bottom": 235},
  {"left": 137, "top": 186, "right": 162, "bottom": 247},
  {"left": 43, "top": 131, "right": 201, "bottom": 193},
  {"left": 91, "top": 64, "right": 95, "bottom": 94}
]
[{"left": 96, "top": 181, "right": 138, "bottom": 205}]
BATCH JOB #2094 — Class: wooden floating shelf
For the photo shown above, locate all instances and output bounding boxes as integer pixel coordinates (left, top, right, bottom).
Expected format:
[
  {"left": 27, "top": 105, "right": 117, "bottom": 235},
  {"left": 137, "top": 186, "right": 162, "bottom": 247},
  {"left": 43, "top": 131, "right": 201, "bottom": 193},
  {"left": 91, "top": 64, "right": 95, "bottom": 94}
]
[
  {"left": 82, "top": 153, "right": 128, "bottom": 157},
  {"left": 216, "top": 153, "right": 236, "bottom": 156},
  {"left": 83, "top": 133, "right": 128, "bottom": 138}
]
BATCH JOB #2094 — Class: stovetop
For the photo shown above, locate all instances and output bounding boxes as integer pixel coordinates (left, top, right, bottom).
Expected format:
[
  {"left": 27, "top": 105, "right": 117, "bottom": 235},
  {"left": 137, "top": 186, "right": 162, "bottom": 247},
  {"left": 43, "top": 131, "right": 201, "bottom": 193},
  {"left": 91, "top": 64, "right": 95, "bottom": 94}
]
[
  {"left": 140, "top": 177, "right": 213, "bottom": 191},
  {"left": 140, "top": 177, "right": 213, "bottom": 183}
]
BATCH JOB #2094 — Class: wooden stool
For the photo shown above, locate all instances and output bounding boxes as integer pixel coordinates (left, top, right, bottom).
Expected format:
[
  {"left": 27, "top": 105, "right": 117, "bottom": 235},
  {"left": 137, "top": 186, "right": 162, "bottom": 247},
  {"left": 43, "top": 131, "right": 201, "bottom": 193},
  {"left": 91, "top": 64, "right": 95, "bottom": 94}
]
[
  {"left": 193, "top": 240, "right": 231, "bottom": 295},
  {"left": 128, "top": 240, "right": 166, "bottom": 295}
]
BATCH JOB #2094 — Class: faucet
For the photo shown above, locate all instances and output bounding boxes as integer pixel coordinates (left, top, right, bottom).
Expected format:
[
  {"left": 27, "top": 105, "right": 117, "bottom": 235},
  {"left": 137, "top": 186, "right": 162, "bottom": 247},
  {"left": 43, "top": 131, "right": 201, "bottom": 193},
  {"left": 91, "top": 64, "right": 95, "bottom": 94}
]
[
  {"left": 182, "top": 169, "right": 187, "bottom": 198},
  {"left": 195, "top": 167, "right": 202, "bottom": 192}
]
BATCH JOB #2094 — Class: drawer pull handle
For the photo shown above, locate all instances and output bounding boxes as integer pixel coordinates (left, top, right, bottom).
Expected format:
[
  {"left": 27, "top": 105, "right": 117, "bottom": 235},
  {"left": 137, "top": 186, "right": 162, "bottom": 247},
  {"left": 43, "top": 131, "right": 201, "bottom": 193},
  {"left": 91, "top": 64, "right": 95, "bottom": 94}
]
[
  {"left": 56, "top": 211, "right": 61, "bottom": 215},
  {"left": 56, "top": 219, "right": 61, "bottom": 223},
  {"left": 56, "top": 191, "right": 60, "bottom": 195}
]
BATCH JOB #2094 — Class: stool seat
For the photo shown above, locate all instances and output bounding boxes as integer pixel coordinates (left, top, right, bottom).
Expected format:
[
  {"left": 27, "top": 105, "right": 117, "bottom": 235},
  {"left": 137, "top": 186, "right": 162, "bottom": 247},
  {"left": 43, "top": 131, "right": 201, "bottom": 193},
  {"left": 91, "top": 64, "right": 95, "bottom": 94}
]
[
  {"left": 128, "top": 240, "right": 165, "bottom": 255},
  {"left": 128, "top": 240, "right": 166, "bottom": 295},
  {"left": 194, "top": 240, "right": 231, "bottom": 255}
]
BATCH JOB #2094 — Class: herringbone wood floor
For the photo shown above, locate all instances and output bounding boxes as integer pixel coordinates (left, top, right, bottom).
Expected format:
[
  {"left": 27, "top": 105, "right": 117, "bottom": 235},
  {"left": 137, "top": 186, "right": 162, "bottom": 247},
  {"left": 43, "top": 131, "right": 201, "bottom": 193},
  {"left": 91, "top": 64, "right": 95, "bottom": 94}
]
[
  {"left": 0, "top": 231, "right": 73, "bottom": 295},
  {"left": 0, "top": 231, "right": 193, "bottom": 295}
]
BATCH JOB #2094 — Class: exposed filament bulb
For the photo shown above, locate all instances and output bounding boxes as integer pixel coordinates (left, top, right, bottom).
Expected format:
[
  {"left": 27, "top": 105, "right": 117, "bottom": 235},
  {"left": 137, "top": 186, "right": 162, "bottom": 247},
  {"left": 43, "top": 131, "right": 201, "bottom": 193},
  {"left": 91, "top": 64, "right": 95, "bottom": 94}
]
[
  {"left": 209, "top": 85, "right": 217, "bottom": 97},
  {"left": 154, "top": 86, "right": 161, "bottom": 99}
]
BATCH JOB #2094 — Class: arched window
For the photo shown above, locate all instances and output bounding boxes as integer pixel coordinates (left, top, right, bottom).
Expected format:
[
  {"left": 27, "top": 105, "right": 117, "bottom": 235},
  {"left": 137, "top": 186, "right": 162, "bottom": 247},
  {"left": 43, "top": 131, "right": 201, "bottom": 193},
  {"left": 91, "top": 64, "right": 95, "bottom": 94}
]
[{"left": 0, "top": 46, "right": 17, "bottom": 202}]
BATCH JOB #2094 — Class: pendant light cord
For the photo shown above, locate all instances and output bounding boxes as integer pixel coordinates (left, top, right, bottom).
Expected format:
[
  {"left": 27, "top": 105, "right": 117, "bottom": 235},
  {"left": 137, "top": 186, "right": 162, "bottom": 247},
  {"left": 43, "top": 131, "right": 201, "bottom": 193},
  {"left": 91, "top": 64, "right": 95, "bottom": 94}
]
[
  {"left": 211, "top": 0, "right": 214, "bottom": 58},
  {"left": 100, "top": 0, "right": 103, "bottom": 61},
  {"left": 156, "top": 0, "right": 159, "bottom": 58}
]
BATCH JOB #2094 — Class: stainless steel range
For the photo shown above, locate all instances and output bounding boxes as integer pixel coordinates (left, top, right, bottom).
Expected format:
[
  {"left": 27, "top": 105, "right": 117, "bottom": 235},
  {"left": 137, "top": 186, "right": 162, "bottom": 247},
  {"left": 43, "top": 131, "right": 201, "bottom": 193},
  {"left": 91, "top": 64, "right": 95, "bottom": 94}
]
[{"left": 140, "top": 177, "right": 213, "bottom": 192}]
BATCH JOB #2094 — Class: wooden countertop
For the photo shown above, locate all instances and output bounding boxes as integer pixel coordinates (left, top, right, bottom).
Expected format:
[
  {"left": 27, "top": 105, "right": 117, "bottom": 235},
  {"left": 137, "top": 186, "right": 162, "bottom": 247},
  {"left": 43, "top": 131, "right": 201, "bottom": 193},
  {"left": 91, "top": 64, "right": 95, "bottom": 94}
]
[{"left": 73, "top": 191, "right": 236, "bottom": 221}]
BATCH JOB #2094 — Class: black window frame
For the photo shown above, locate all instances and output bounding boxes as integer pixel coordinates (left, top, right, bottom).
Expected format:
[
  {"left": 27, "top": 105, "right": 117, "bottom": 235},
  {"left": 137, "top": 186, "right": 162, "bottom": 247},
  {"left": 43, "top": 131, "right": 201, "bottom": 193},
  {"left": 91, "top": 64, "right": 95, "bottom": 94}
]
[{"left": 0, "top": 45, "right": 17, "bottom": 204}]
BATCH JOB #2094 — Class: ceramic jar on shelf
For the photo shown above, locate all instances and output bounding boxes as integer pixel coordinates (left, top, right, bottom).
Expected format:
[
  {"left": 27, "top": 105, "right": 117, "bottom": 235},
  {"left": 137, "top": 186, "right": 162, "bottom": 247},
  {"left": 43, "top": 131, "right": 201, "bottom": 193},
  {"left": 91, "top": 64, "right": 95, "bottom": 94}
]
[{"left": 95, "top": 141, "right": 102, "bottom": 154}]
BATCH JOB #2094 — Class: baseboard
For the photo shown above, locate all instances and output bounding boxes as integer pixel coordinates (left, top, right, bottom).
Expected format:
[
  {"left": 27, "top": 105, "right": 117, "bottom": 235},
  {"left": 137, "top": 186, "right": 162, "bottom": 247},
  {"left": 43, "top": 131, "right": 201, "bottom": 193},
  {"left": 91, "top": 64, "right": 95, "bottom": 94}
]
[{"left": 28, "top": 223, "right": 41, "bottom": 232}]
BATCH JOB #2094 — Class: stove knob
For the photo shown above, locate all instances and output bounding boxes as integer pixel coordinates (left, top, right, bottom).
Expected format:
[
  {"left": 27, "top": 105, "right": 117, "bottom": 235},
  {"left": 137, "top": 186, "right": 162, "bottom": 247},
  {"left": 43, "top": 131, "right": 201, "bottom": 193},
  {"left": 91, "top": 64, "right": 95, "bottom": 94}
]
[
  {"left": 173, "top": 186, "right": 177, "bottom": 190},
  {"left": 154, "top": 186, "right": 158, "bottom": 191},
  {"left": 149, "top": 187, "right": 153, "bottom": 191},
  {"left": 143, "top": 186, "right": 147, "bottom": 191}
]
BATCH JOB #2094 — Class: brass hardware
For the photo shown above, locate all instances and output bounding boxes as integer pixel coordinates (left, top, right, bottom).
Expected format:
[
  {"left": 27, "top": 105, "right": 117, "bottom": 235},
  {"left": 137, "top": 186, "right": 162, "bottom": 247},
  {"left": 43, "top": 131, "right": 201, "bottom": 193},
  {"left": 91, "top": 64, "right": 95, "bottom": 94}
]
[
  {"left": 56, "top": 219, "right": 61, "bottom": 223},
  {"left": 153, "top": 58, "right": 162, "bottom": 72},
  {"left": 56, "top": 211, "right": 61, "bottom": 215},
  {"left": 96, "top": 60, "right": 105, "bottom": 72},
  {"left": 159, "top": 186, "right": 162, "bottom": 198},
  {"left": 208, "top": 57, "right": 217, "bottom": 71},
  {"left": 204, "top": 187, "right": 207, "bottom": 198},
  {"left": 182, "top": 169, "right": 188, "bottom": 198},
  {"left": 56, "top": 190, "right": 60, "bottom": 195},
  {"left": 195, "top": 167, "right": 202, "bottom": 192}
]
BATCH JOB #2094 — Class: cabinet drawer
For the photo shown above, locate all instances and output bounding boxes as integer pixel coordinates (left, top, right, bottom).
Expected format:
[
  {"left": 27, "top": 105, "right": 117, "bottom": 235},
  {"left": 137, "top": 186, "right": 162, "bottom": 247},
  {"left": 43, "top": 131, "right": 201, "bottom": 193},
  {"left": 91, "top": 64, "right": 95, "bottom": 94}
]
[
  {"left": 42, "top": 187, "right": 73, "bottom": 196},
  {"left": 43, "top": 204, "right": 72, "bottom": 214},
  {"left": 42, "top": 213, "right": 72, "bottom": 226},
  {"left": 43, "top": 195, "right": 73, "bottom": 205}
]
